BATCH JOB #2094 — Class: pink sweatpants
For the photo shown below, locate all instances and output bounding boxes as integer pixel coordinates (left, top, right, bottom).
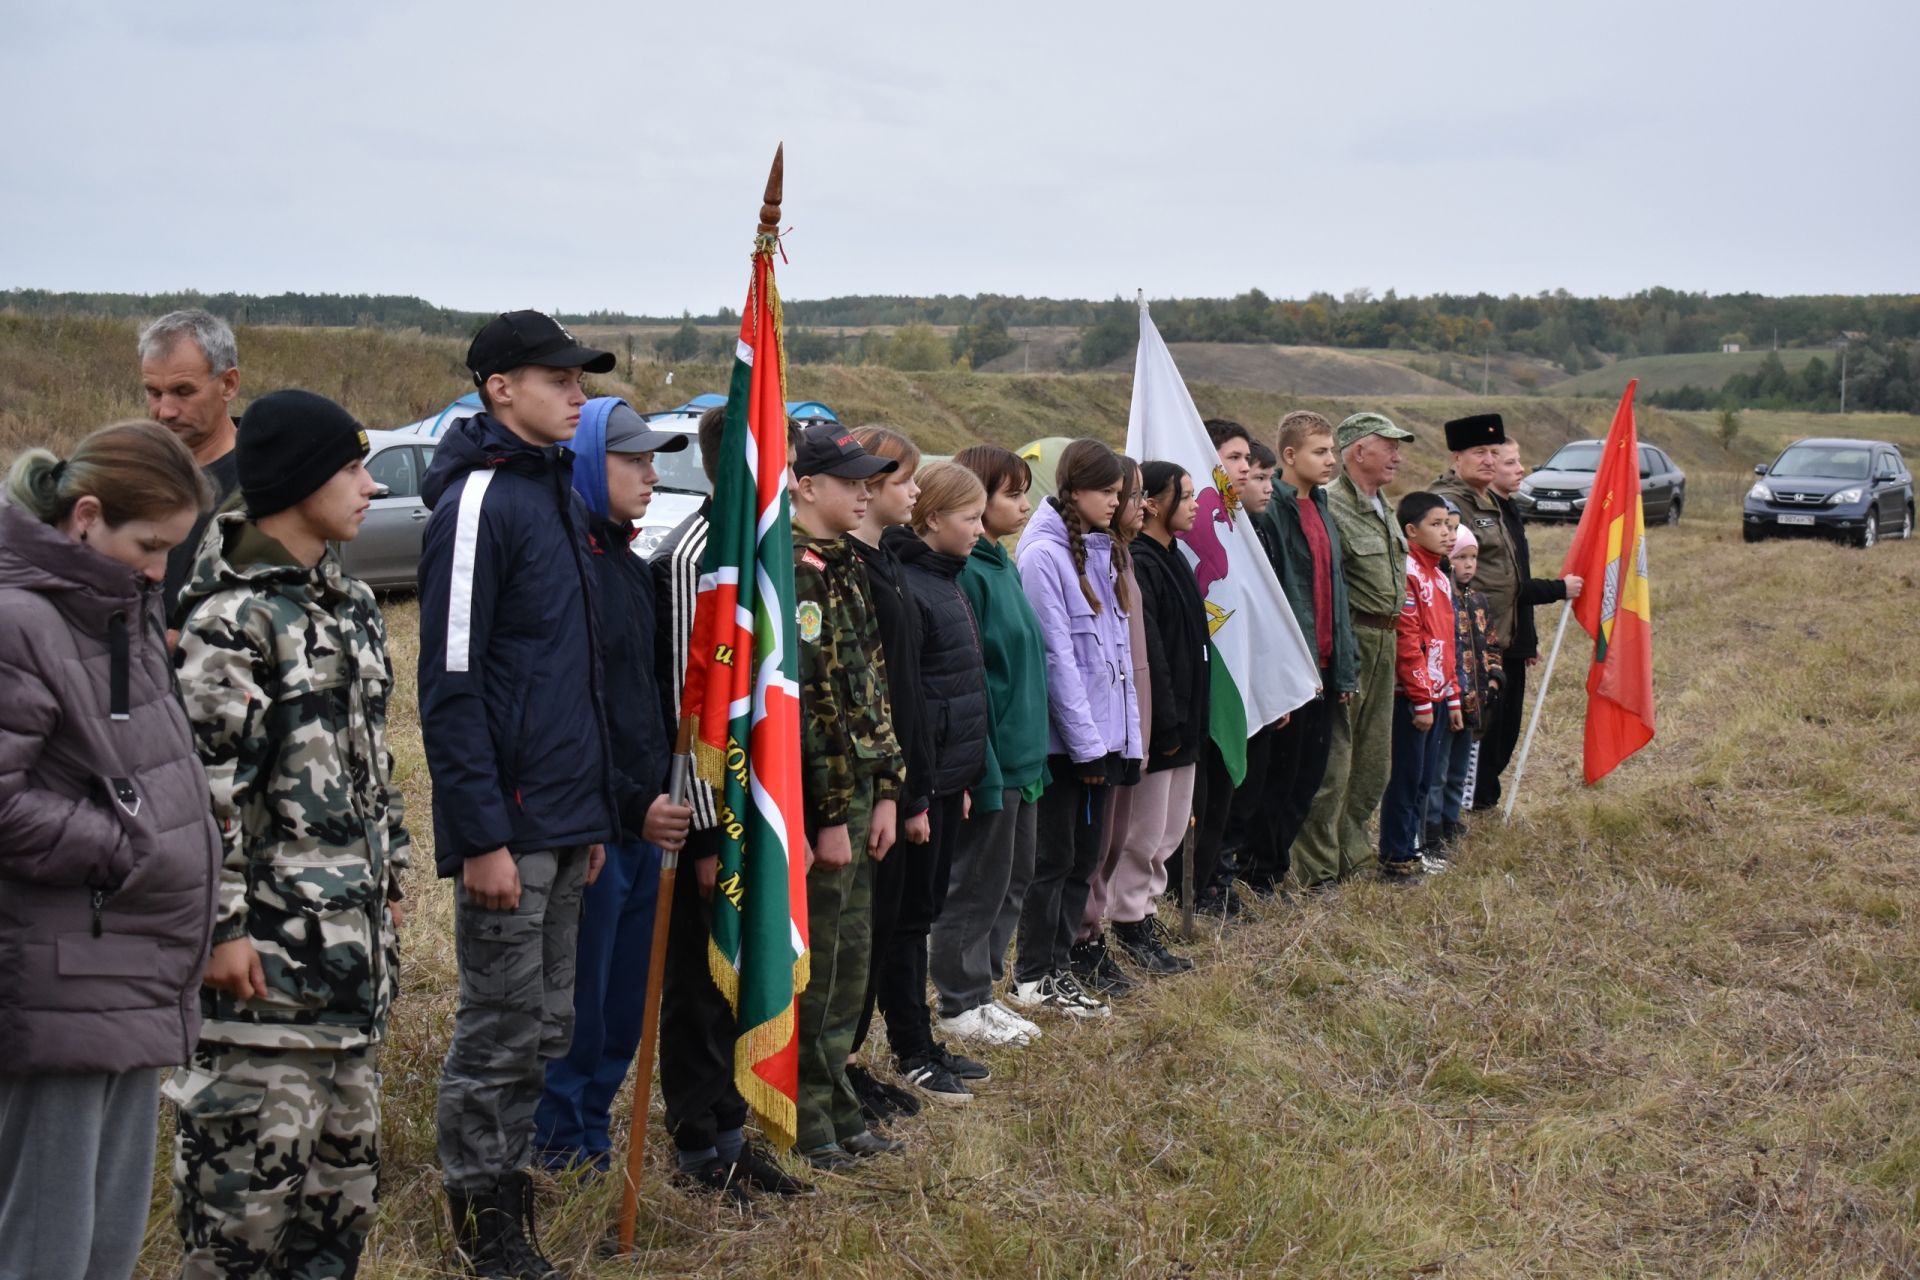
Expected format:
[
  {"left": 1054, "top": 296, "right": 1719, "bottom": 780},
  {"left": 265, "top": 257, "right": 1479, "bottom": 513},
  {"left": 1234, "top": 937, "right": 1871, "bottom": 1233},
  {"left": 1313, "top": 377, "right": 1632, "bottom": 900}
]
[{"left": 1082, "top": 763, "right": 1197, "bottom": 930}]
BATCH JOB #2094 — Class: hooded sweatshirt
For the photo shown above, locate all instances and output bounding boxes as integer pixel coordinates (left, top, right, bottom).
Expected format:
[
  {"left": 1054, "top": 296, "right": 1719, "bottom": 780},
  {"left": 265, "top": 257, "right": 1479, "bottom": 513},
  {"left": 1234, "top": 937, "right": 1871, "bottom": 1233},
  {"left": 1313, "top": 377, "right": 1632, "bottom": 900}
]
[
  {"left": 417, "top": 412, "right": 615, "bottom": 873},
  {"left": 0, "top": 502, "right": 220, "bottom": 1074},
  {"left": 1013, "top": 498, "right": 1142, "bottom": 768},
  {"left": 956, "top": 534, "right": 1048, "bottom": 811},
  {"left": 571, "top": 397, "right": 671, "bottom": 838}
]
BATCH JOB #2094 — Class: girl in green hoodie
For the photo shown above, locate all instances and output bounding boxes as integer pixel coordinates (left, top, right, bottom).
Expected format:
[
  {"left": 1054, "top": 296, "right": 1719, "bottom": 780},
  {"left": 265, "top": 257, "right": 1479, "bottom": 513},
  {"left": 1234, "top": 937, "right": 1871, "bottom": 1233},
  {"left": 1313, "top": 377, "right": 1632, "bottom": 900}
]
[{"left": 926, "top": 446, "right": 1049, "bottom": 1048}]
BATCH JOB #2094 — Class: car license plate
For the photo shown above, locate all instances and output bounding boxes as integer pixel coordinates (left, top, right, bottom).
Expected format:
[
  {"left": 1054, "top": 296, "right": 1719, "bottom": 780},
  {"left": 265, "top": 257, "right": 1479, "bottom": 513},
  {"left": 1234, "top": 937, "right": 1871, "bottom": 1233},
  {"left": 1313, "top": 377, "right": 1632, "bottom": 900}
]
[
  {"left": 1537, "top": 500, "right": 1570, "bottom": 512},
  {"left": 1778, "top": 514, "right": 1815, "bottom": 526}
]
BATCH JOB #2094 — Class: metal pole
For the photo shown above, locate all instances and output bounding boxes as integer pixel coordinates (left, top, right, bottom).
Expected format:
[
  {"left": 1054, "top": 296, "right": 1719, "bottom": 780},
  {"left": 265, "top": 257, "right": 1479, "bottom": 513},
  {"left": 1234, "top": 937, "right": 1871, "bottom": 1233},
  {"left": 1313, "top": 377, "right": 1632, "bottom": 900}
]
[
  {"left": 1179, "top": 817, "right": 1196, "bottom": 941},
  {"left": 1503, "top": 603, "right": 1572, "bottom": 824}
]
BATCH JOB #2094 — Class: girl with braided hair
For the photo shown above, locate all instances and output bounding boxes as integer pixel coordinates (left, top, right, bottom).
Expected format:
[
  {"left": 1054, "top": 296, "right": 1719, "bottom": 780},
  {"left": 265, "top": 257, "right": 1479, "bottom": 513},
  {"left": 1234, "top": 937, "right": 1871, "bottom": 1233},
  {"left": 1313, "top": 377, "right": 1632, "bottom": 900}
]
[{"left": 1008, "top": 439, "right": 1142, "bottom": 1018}]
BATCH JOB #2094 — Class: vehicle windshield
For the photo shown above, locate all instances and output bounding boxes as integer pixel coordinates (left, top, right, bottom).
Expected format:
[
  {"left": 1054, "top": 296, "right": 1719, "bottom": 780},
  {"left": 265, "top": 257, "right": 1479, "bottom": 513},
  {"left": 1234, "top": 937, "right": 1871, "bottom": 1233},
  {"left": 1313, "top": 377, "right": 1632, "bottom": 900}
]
[
  {"left": 648, "top": 426, "right": 711, "bottom": 494},
  {"left": 1542, "top": 442, "right": 1603, "bottom": 473},
  {"left": 1769, "top": 445, "right": 1870, "bottom": 480}
]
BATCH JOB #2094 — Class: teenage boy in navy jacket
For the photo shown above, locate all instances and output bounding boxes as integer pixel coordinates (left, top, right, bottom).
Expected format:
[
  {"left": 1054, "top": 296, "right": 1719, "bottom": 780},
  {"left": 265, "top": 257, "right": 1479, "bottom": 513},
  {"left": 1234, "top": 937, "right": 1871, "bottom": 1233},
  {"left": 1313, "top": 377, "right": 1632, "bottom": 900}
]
[{"left": 419, "top": 310, "right": 617, "bottom": 1277}]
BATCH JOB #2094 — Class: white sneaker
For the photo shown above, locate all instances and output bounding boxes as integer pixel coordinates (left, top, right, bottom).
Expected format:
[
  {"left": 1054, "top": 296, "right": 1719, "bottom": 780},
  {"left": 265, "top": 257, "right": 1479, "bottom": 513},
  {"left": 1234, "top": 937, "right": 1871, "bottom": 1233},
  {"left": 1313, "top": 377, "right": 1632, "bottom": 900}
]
[
  {"left": 1046, "top": 971, "right": 1112, "bottom": 1019},
  {"left": 988, "top": 1000, "right": 1043, "bottom": 1040},
  {"left": 1007, "top": 978, "right": 1050, "bottom": 1009},
  {"left": 939, "top": 1004, "right": 1029, "bottom": 1047}
]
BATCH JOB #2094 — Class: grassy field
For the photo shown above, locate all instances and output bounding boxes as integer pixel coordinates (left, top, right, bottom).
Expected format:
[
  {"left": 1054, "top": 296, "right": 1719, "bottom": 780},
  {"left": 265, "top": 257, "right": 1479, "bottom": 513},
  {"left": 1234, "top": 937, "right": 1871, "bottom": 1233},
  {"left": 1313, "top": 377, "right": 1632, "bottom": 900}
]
[
  {"left": 2, "top": 314, "right": 1917, "bottom": 1276},
  {"left": 1549, "top": 350, "right": 1823, "bottom": 399}
]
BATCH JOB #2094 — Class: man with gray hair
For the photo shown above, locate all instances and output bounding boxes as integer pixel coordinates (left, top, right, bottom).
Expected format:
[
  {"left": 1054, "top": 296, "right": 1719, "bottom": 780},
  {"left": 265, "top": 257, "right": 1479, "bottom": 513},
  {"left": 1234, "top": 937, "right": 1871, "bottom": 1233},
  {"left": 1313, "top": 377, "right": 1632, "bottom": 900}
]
[
  {"left": 1291, "top": 411, "right": 1417, "bottom": 888},
  {"left": 139, "top": 308, "right": 242, "bottom": 620}
]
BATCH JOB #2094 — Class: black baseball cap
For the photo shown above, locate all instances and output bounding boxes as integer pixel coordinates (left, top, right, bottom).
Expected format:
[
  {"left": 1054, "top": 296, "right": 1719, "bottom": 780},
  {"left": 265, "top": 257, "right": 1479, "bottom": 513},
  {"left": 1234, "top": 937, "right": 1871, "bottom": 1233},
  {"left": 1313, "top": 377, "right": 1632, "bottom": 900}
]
[
  {"left": 792, "top": 422, "right": 899, "bottom": 480},
  {"left": 466, "top": 310, "right": 616, "bottom": 384}
]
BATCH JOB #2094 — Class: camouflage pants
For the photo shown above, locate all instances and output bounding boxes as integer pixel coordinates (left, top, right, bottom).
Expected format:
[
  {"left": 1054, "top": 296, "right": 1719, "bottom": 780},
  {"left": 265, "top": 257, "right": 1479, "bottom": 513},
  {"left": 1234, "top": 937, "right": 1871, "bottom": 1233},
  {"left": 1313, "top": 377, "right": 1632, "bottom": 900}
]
[
  {"left": 795, "top": 781, "right": 874, "bottom": 1153},
  {"left": 437, "top": 846, "right": 587, "bottom": 1191},
  {"left": 168, "top": 1043, "right": 379, "bottom": 1280}
]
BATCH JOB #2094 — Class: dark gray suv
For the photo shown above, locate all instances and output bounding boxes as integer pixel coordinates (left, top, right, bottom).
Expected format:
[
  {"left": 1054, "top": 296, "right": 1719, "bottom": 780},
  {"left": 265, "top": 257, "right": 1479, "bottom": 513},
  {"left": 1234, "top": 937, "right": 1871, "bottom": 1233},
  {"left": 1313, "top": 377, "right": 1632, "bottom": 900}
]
[{"left": 1743, "top": 438, "right": 1914, "bottom": 548}]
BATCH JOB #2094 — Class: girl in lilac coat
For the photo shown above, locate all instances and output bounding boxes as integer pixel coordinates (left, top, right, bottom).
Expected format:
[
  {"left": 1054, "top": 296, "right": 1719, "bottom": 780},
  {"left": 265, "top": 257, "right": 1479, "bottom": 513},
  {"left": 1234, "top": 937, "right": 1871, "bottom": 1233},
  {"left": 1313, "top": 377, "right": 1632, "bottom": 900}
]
[{"left": 1008, "top": 440, "right": 1141, "bottom": 1018}]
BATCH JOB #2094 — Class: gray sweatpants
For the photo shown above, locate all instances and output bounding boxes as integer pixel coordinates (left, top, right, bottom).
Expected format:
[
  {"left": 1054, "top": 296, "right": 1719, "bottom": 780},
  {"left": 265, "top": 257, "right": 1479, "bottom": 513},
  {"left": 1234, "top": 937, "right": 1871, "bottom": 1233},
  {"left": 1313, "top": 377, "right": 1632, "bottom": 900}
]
[
  {"left": 936, "top": 788, "right": 1038, "bottom": 1016},
  {"left": 438, "top": 847, "right": 588, "bottom": 1191},
  {"left": 0, "top": 1068, "right": 160, "bottom": 1280}
]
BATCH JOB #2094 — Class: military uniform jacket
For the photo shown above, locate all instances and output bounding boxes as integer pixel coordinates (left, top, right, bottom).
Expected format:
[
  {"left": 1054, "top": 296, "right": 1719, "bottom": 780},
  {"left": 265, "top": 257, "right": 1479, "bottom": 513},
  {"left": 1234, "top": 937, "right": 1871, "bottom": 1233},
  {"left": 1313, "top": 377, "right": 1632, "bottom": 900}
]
[
  {"left": 793, "top": 531, "right": 904, "bottom": 840},
  {"left": 1431, "top": 475, "right": 1567, "bottom": 656},
  {"left": 1326, "top": 472, "right": 1408, "bottom": 618},
  {"left": 176, "top": 515, "right": 409, "bottom": 1050}
]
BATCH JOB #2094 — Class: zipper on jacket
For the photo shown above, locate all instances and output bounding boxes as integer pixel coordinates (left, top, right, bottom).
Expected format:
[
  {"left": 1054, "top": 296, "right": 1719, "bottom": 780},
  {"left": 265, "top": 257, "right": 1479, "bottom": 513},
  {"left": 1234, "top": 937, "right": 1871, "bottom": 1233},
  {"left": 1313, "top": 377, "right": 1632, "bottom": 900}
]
[
  {"left": 107, "top": 611, "right": 130, "bottom": 721},
  {"left": 90, "top": 888, "right": 108, "bottom": 937}
]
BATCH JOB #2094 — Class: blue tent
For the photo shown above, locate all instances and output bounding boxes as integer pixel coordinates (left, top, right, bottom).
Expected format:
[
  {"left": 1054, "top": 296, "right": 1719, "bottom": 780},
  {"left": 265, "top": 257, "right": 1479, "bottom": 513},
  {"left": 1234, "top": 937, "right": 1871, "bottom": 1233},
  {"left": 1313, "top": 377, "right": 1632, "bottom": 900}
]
[
  {"left": 655, "top": 394, "right": 839, "bottom": 424},
  {"left": 393, "top": 392, "right": 482, "bottom": 439}
]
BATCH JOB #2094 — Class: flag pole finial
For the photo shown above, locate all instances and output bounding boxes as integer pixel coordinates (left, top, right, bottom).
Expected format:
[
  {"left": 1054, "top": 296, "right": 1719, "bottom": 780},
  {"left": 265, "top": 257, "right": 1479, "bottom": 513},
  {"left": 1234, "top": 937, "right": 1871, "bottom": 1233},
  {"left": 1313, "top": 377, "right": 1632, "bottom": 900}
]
[{"left": 758, "top": 144, "right": 785, "bottom": 237}]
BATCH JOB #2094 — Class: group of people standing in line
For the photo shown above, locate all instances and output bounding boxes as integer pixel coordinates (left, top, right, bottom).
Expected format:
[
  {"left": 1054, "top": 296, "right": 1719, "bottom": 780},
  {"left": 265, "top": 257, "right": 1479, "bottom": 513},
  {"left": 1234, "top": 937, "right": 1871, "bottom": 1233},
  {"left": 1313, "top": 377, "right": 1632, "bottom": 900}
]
[{"left": 0, "top": 306, "right": 1580, "bottom": 1280}]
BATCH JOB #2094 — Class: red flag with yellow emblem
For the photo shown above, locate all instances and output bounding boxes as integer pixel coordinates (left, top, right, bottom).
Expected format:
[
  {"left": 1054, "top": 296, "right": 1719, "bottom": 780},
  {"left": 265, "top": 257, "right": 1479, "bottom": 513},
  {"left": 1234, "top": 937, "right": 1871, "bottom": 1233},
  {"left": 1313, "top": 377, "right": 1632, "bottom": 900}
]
[{"left": 1562, "top": 380, "right": 1655, "bottom": 783}]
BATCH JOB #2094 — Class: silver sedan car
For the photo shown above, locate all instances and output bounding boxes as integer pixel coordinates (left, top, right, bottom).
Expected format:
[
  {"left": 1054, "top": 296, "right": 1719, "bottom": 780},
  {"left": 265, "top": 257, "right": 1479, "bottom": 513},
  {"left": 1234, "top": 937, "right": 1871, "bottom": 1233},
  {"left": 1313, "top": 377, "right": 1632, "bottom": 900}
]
[{"left": 336, "top": 429, "right": 436, "bottom": 590}]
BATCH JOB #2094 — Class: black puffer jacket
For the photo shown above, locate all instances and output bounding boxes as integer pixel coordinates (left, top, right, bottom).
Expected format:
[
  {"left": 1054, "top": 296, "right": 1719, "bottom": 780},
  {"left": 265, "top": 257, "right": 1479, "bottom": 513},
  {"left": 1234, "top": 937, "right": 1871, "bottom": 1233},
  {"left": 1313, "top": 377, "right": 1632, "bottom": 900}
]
[
  {"left": 850, "top": 532, "right": 932, "bottom": 817},
  {"left": 1132, "top": 533, "right": 1212, "bottom": 771},
  {"left": 884, "top": 526, "right": 988, "bottom": 800}
]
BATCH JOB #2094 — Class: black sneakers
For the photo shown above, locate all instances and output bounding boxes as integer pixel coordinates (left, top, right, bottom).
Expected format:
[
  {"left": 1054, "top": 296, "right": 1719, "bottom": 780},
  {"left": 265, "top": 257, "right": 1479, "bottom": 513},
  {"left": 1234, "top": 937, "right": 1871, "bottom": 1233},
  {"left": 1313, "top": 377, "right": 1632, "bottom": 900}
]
[
  {"left": 847, "top": 1062, "right": 921, "bottom": 1124},
  {"left": 900, "top": 1054, "right": 973, "bottom": 1106},
  {"left": 673, "top": 1155, "right": 753, "bottom": 1208},
  {"left": 932, "top": 1041, "right": 990, "bottom": 1083},
  {"left": 733, "top": 1142, "right": 812, "bottom": 1196}
]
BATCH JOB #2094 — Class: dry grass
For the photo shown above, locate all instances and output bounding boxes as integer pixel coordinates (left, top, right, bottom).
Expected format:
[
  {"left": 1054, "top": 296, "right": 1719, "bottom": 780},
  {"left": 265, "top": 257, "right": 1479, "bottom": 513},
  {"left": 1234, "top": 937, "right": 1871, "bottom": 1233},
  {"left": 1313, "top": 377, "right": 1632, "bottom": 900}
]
[{"left": 2, "top": 315, "right": 1915, "bottom": 1277}]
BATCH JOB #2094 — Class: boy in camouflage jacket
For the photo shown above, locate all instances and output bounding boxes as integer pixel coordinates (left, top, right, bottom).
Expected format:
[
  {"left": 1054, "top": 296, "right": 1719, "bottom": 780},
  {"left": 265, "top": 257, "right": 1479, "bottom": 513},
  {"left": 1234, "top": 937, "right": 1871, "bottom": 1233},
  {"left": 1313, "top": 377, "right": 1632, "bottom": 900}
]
[
  {"left": 167, "top": 391, "right": 407, "bottom": 1279},
  {"left": 788, "top": 424, "right": 906, "bottom": 1166}
]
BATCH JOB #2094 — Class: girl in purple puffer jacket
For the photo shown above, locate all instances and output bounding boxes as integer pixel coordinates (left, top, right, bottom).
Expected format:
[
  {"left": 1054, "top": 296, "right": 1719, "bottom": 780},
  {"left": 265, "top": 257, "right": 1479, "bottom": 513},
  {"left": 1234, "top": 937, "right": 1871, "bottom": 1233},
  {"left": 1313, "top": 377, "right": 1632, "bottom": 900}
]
[{"left": 1008, "top": 439, "right": 1142, "bottom": 1019}]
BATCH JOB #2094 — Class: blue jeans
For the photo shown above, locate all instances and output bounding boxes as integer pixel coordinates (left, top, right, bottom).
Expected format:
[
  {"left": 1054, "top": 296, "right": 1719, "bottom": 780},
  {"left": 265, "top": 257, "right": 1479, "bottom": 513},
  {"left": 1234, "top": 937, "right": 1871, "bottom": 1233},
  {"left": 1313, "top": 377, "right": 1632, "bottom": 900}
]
[
  {"left": 533, "top": 840, "right": 662, "bottom": 1170},
  {"left": 1380, "top": 696, "right": 1446, "bottom": 863},
  {"left": 1424, "top": 722, "right": 1477, "bottom": 831}
]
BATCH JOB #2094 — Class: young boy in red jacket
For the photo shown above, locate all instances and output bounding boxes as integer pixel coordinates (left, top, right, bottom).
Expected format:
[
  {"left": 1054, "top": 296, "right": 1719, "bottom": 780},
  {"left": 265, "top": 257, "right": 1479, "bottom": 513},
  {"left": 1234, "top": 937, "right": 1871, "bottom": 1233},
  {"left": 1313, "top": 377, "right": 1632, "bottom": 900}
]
[{"left": 1379, "top": 492, "right": 1461, "bottom": 881}]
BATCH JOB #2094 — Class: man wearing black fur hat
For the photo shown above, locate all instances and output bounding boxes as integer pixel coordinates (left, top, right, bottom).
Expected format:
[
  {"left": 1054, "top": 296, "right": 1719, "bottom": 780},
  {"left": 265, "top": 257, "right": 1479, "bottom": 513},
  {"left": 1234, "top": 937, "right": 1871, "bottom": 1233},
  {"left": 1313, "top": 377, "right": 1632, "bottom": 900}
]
[{"left": 1432, "top": 413, "right": 1581, "bottom": 810}]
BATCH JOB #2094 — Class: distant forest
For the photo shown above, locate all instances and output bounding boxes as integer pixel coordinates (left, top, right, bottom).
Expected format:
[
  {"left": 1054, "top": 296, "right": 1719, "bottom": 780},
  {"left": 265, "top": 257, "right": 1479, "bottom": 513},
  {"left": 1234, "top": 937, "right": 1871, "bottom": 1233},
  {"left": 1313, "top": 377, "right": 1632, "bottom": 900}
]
[{"left": 6, "top": 286, "right": 1917, "bottom": 410}]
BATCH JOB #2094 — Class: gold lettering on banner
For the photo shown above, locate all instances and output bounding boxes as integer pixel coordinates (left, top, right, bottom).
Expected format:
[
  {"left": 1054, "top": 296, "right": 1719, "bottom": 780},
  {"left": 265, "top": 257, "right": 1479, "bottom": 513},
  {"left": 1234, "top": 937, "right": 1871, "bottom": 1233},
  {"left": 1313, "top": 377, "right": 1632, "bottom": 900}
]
[
  {"left": 715, "top": 643, "right": 735, "bottom": 667},
  {"left": 717, "top": 870, "right": 744, "bottom": 909}
]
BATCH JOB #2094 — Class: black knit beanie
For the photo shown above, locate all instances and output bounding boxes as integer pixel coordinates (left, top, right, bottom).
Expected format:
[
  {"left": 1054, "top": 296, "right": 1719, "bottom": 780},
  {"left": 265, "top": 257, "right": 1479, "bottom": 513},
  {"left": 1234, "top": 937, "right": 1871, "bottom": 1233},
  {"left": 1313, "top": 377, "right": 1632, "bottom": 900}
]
[{"left": 237, "top": 390, "right": 370, "bottom": 519}]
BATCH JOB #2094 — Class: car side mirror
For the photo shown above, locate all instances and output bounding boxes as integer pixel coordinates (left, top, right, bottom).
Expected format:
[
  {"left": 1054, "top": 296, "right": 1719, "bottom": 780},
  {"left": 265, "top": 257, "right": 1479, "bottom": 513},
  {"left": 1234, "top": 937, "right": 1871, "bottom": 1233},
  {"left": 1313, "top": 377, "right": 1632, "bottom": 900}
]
[
  {"left": 1753, "top": 464, "right": 1768, "bottom": 475},
  {"left": 372, "top": 483, "right": 392, "bottom": 499}
]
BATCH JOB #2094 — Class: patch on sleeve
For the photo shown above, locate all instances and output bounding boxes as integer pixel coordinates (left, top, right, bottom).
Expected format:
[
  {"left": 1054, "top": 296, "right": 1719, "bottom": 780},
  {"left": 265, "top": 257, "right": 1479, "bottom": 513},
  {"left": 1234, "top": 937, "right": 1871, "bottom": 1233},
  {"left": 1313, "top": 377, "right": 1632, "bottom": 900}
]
[
  {"left": 797, "top": 600, "right": 823, "bottom": 644},
  {"left": 800, "top": 549, "right": 827, "bottom": 572},
  {"left": 1472, "top": 516, "right": 1497, "bottom": 529}
]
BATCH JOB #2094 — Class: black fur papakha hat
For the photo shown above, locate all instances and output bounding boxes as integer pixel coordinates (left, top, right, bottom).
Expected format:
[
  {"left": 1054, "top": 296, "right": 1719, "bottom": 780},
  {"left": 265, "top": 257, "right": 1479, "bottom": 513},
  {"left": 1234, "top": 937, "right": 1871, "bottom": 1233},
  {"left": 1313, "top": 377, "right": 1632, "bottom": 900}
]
[{"left": 1443, "top": 413, "right": 1507, "bottom": 452}]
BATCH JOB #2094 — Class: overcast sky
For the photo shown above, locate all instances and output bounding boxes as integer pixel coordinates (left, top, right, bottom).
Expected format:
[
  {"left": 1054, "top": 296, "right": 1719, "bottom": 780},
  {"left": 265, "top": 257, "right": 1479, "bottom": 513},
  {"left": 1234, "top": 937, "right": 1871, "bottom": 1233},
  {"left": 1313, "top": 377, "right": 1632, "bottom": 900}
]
[{"left": 3, "top": 0, "right": 1914, "bottom": 315}]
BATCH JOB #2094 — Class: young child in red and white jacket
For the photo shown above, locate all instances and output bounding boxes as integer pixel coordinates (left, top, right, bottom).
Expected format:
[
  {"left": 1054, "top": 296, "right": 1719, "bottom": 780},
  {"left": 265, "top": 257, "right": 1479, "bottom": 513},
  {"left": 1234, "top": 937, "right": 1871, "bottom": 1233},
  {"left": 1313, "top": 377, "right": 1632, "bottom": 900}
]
[{"left": 1379, "top": 492, "right": 1461, "bottom": 878}]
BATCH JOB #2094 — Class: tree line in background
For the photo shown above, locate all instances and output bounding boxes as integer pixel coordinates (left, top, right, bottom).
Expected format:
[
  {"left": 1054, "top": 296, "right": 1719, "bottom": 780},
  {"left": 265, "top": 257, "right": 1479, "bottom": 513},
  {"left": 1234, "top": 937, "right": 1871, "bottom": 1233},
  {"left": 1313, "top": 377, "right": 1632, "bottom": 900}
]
[
  {"left": 1647, "top": 342, "right": 1920, "bottom": 414},
  {"left": 6, "top": 287, "right": 1917, "bottom": 408}
]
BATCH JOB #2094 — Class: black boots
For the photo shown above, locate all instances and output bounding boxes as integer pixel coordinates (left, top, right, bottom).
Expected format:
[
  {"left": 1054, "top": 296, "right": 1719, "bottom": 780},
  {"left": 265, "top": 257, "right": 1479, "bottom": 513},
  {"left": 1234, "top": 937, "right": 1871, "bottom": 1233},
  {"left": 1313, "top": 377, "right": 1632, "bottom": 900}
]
[
  {"left": 1112, "top": 918, "right": 1194, "bottom": 975},
  {"left": 1068, "top": 933, "right": 1136, "bottom": 997},
  {"left": 449, "top": 1172, "right": 564, "bottom": 1280}
]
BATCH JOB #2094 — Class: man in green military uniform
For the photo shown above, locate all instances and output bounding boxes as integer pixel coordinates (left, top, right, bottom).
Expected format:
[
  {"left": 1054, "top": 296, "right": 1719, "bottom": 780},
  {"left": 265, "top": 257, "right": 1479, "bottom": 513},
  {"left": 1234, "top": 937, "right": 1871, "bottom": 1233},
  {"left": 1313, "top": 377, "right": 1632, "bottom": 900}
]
[
  {"left": 168, "top": 391, "right": 408, "bottom": 1279},
  {"left": 1430, "top": 414, "right": 1581, "bottom": 810},
  {"left": 1292, "top": 411, "right": 1417, "bottom": 887},
  {"left": 788, "top": 423, "right": 906, "bottom": 1169}
]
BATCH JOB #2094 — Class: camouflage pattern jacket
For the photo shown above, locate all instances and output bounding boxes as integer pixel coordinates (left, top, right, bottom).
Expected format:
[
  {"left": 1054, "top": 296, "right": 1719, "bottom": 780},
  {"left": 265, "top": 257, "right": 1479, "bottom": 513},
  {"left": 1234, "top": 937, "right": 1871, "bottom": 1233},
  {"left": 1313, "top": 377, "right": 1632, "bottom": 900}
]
[
  {"left": 792, "top": 530, "right": 903, "bottom": 840},
  {"left": 1453, "top": 586, "right": 1505, "bottom": 738},
  {"left": 176, "top": 514, "right": 408, "bottom": 1049}
]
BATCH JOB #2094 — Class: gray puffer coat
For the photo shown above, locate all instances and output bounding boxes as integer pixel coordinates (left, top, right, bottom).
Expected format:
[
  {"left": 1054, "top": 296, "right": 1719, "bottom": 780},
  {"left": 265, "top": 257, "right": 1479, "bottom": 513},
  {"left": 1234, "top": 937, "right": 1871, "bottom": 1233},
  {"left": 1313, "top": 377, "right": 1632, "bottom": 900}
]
[{"left": 0, "top": 502, "right": 220, "bottom": 1075}]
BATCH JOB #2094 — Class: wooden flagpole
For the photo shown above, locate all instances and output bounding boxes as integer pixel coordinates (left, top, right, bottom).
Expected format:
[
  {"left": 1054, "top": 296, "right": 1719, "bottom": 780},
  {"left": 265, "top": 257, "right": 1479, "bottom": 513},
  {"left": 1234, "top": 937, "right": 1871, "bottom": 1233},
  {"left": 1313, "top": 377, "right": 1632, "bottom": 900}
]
[{"left": 615, "top": 145, "right": 785, "bottom": 1257}]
